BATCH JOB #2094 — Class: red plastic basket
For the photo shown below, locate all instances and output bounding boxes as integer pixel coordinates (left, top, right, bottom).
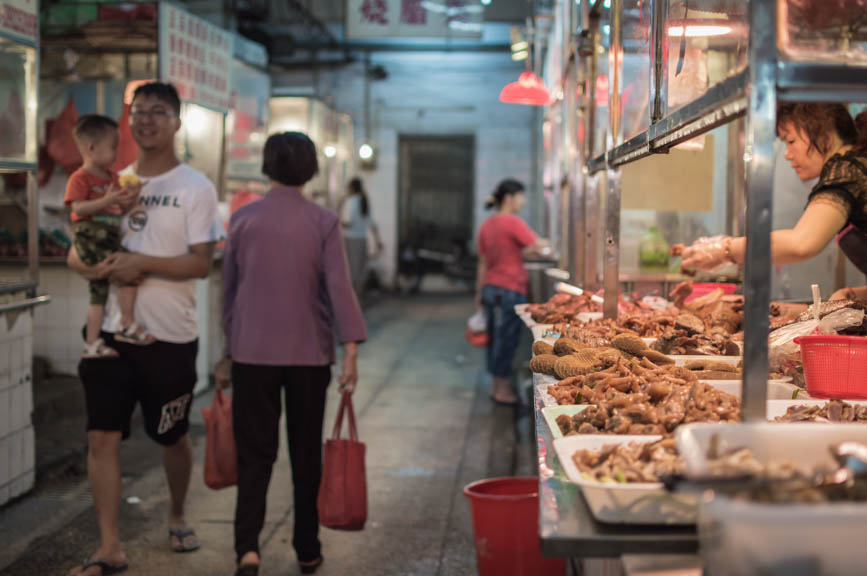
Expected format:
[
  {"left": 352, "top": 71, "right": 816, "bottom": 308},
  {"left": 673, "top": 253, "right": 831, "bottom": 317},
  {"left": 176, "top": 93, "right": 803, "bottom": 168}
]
[
  {"left": 795, "top": 335, "right": 867, "bottom": 399},
  {"left": 684, "top": 282, "right": 738, "bottom": 304}
]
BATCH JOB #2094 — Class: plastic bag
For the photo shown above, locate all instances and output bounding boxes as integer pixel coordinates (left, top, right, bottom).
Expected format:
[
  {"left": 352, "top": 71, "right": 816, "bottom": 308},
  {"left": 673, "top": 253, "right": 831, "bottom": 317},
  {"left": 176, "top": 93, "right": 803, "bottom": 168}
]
[{"left": 467, "top": 310, "right": 487, "bottom": 333}]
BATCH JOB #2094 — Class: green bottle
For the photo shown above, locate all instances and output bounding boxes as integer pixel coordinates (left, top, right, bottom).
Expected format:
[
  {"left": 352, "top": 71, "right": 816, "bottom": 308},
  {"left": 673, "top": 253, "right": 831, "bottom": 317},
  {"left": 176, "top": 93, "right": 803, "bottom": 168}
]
[{"left": 639, "top": 226, "right": 670, "bottom": 271}]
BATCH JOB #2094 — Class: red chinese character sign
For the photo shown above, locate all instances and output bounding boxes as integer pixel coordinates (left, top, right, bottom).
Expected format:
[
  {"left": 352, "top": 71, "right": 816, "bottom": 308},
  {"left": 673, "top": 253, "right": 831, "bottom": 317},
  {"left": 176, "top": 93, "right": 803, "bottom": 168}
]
[
  {"left": 0, "top": 0, "right": 38, "bottom": 43},
  {"left": 347, "top": 0, "right": 482, "bottom": 39},
  {"left": 159, "top": 3, "right": 233, "bottom": 113}
]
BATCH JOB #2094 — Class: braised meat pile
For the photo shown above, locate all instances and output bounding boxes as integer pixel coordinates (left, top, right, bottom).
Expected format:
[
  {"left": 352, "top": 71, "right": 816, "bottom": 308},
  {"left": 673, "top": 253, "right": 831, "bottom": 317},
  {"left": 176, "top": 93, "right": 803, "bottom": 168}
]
[
  {"left": 775, "top": 400, "right": 867, "bottom": 423},
  {"left": 552, "top": 356, "right": 741, "bottom": 435},
  {"left": 572, "top": 438, "right": 683, "bottom": 483},
  {"left": 527, "top": 293, "right": 600, "bottom": 324}
]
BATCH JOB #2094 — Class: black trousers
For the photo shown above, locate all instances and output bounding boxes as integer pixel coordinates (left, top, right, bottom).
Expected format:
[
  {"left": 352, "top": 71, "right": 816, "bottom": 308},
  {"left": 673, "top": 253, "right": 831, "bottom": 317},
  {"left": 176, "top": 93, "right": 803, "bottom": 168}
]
[{"left": 232, "top": 362, "right": 331, "bottom": 563}]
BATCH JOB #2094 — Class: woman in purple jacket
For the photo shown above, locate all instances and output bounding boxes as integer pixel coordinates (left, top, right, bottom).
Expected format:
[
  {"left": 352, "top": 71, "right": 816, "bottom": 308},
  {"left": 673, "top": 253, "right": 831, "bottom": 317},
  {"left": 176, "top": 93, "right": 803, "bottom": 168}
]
[{"left": 215, "top": 132, "right": 367, "bottom": 576}]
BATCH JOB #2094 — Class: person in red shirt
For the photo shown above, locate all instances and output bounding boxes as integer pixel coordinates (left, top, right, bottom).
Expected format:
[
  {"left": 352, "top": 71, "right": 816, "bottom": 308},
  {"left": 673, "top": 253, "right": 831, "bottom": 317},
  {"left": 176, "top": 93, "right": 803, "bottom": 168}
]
[
  {"left": 64, "top": 115, "right": 149, "bottom": 359},
  {"left": 476, "top": 179, "right": 549, "bottom": 405}
]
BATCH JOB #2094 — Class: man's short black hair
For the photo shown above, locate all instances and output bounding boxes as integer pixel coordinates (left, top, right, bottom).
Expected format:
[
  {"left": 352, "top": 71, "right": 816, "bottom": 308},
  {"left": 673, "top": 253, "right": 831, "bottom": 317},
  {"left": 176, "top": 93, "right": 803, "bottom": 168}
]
[
  {"left": 132, "top": 82, "right": 181, "bottom": 115},
  {"left": 73, "top": 114, "right": 118, "bottom": 143},
  {"left": 262, "top": 132, "right": 319, "bottom": 187}
]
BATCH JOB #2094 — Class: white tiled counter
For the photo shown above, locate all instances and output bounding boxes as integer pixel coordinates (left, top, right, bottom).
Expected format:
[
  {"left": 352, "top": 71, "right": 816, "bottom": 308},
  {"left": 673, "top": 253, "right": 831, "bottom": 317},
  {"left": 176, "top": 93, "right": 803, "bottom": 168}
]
[{"left": 0, "top": 293, "right": 36, "bottom": 506}]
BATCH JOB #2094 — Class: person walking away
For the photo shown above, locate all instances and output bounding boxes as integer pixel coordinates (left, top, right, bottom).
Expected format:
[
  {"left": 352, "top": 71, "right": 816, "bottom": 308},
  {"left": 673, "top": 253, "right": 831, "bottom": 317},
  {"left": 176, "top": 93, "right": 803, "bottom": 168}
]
[
  {"left": 338, "top": 177, "right": 383, "bottom": 296},
  {"left": 67, "top": 82, "right": 224, "bottom": 576},
  {"left": 476, "top": 179, "right": 549, "bottom": 405},
  {"left": 215, "top": 132, "right": 367, "bottom": 576},
  {"left": 64, "top": 114, "right": 152, "bottom": 359}
]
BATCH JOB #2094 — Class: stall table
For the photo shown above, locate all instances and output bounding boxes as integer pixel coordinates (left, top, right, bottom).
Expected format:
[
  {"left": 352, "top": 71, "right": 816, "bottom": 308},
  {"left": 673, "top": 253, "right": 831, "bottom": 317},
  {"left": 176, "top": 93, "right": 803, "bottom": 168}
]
[{"left": 534, "top": 379, "right": 699, "bottom": 563}]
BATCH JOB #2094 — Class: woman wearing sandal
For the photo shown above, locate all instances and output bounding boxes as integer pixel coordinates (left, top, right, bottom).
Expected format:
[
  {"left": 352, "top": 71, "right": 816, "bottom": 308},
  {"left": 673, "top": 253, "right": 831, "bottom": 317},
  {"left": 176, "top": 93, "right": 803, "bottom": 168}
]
[{"left": 216, "top": 132, "right": 367, "bottom": 576}]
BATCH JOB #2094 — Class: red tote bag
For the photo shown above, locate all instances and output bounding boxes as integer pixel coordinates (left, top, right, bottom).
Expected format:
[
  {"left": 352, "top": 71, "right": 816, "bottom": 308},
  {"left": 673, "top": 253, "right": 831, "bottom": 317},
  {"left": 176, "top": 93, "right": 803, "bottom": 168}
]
[
  {"left": 318, "top": 392, "right": 367, "bottom": 531},
  {"left": 202, "top": 389, "right": 238, "bottom": 490}
]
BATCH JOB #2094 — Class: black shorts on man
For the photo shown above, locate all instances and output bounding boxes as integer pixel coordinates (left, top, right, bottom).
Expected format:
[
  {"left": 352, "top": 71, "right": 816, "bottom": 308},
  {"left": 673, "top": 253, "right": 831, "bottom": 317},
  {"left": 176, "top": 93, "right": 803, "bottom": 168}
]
[{"left": 79, "top": 332, "right": 198, "bottom": 446}]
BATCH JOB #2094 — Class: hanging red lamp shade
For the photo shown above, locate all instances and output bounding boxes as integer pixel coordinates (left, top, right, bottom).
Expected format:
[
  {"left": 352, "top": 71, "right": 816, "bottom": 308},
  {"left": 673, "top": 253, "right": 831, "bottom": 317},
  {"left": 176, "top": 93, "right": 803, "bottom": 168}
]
[{"left": 499, "top": 72, "right": 551, "bottom": 106}]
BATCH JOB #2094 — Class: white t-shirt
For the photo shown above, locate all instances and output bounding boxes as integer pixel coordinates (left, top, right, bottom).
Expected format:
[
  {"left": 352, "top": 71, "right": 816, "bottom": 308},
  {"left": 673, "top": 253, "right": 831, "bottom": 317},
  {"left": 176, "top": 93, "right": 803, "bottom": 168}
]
[
  {"left": 104, "top": 164, "right": 224, "bottom": 343},
  {"left": 341, "top": 195, "right": 370, "bottom": 240}
]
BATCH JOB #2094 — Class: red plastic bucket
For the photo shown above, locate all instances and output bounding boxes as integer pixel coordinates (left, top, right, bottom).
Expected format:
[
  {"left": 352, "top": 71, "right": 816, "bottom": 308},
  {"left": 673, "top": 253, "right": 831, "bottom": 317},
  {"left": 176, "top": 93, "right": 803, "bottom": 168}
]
[
  {"left": 795, "top": 335, "right": 867, "bottom": 399},
  {"left": 684, "top": 282, "right": 738, "bottom": 304},
  {"left": 463, "top": 477, "right": 566, "bottom": 576}
]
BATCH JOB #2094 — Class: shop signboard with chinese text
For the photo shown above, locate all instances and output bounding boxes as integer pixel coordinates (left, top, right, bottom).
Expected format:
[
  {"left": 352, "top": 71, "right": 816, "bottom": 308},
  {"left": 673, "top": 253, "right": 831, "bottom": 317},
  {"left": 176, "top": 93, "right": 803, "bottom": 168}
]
[
  {"left": 158, "top": 2, "right": 233, "bottom": 113},
  {"left": 347, "top": 0, "right": 482, "bottom": 39},
  {"left": 0, "top": 0, "right": 37, "bottom": 44}
]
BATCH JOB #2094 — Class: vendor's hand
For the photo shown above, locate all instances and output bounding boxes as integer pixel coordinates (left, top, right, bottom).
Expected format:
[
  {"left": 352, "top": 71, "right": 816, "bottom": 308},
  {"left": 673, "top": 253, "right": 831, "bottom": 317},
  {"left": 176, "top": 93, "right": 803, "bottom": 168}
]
[
  {"left": 214, "top": 356, "right": 232, "bottom": 390},
  {"left": 830, "top": 287, "right": 866, "bottom": 303},
  {"left": 339, "top": 343, "right": 359, "bottom": 394},
  {"left": 105, "top": 252, "right": 147, "bottom": 285},
  {"left": 67, "top": 246, "right": 110, "bottom": 280},
  {"left": 681, "top": 235, "right": 731, "bottom": 272}
]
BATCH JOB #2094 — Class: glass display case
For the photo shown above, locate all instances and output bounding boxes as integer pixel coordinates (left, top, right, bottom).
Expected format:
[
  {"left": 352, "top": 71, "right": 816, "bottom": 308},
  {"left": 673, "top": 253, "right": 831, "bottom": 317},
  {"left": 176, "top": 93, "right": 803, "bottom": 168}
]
[
  {"left": 0, "top": 38, "right": 37, "bottom": 164},
  {"left": 592, "top": 5, "right": 612, "bottom": 158},
  {"left": 779, "top": 0, "right": 867, "bottom": 63},
  {"left": 665, "top": 0, "right": 748, "bottom": 114},
  {"left": 0, "top": 34, "right": 38, "bottom": 293},
  {"left": 225, "top": 60, "right": 270, "bottom": 186},
  {"left": 177, "top": 102, "right": 226, "bottom": 198},
  {"left": 619, "top": 0, "right": 652, "bottom": 141}
]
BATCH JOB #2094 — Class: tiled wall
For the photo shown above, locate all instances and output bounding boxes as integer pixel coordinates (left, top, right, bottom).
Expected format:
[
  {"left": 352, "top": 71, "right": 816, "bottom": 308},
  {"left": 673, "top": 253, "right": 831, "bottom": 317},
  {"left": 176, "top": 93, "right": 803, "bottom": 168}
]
[
  {"left": 33, "top": 264, "right": 89, "bottom": 377},
  {"left": 0, "top": 300, "right": 35, "bottom": 506}
]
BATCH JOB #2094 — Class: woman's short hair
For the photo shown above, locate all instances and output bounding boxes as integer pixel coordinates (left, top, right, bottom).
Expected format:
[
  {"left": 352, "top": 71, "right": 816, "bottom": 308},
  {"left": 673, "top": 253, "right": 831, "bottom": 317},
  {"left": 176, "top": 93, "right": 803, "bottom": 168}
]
[
  {"left": 776, "top": 103, "right": 860, "bottom": 155},
  {"left": 262, "top": 132, "right": 319, "bottom": 187}
]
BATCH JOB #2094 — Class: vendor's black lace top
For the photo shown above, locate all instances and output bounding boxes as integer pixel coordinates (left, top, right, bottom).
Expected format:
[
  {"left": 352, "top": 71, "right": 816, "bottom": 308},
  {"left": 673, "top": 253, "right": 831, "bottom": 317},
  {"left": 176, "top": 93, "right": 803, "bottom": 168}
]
[{"left": 808, "top": 150, "right": 867, "bottom": 233}]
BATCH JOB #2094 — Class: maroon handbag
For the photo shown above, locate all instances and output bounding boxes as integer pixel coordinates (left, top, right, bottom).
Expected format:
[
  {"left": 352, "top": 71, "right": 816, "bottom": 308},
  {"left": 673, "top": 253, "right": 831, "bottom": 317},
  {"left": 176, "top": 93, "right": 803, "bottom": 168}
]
[
  {"left": 202, "top": 389, "right": 237, "bottom": 490},
  {"left": 317, "top": 391, "right": 367, "bottom": 530}
]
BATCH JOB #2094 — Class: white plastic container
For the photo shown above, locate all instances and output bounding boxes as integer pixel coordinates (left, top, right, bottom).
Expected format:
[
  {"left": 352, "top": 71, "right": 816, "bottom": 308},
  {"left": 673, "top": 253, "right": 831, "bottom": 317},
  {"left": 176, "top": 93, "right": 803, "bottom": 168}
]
[
  {"left": 553, "top": 435, "right": 697, "bottom": 525},
  {"left": 675, "top": 422, "right": 867, "bottom": 477},
  {"left": 676, "top": 423, "right": 867, "bottom": 576},
  {"left": 705, "top": 380, "right": 809, "bottom": 400},
  {"left": 765, "top": 399, "right": 867, "bottom": 421},
  {"left": 669, "top": 355, "right": 741, "bottom": 367},
  {"left": 542, "top": 405, "right": 587, "bottom": 438},
  {"left": 531, "top": 324, "right": 554, "bottom": 340}
]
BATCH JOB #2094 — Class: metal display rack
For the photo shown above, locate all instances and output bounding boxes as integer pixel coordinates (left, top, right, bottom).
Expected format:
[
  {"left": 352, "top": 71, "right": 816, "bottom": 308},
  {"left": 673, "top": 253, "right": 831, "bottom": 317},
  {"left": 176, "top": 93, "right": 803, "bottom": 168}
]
[{"left": 549, "top": 0, "right": 867, "bottom": 423}]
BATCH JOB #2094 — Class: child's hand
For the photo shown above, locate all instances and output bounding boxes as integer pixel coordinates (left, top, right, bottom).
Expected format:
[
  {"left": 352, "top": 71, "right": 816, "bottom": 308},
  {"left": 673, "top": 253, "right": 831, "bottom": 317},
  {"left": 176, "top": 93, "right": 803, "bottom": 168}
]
[{"left": 104, "top": 183, "right": 125, "bottom": 202}]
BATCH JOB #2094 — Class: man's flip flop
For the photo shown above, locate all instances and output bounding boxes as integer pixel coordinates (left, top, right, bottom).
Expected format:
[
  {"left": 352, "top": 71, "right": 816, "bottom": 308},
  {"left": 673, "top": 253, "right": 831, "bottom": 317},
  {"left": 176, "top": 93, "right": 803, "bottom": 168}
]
[
  {"left": 75, "top": 560, "right": 128, "bottom": 575},
  {"left": 168, "top": 528, "right": 200, "bottom": 553}
]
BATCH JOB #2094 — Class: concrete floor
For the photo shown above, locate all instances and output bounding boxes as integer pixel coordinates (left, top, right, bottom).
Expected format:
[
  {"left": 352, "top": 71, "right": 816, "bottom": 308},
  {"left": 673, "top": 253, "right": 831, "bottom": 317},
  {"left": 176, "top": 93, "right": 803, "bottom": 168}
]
[{"left": 0, "top": 295, "right": 536, "bottom": 576}]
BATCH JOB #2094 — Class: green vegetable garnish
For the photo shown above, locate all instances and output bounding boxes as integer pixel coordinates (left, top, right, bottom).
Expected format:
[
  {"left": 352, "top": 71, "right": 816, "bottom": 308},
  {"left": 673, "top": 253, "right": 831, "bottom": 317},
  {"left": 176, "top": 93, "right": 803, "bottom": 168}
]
[
  {"left": 616, "top": 472, "right": 627, "bottom": 483},
  {"left": 576, "top": 392, "right": 582, "bottom": 403},
  {"left": 792, "top": 389, "right": 801, "bottom": 400}
]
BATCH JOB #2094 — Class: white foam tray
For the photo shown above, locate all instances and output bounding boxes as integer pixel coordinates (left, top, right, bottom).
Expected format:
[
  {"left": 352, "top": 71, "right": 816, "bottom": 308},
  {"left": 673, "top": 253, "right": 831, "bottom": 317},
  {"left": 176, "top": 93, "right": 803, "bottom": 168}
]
[{"left": 553, "top": 435, "right": 697, "bottom": 525}]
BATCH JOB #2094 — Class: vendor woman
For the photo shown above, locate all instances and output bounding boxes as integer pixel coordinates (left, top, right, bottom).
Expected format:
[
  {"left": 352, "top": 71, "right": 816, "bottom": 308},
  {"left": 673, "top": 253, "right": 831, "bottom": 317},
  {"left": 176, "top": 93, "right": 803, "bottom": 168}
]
[{"left": 682, "top": 103, "right": 867, "bottom": 288}]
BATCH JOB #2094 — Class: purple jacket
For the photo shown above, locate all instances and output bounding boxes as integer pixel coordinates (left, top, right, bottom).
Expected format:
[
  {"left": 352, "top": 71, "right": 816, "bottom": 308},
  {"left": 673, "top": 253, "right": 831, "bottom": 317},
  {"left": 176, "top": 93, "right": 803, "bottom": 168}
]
[{"left": 222, "top": 186, "right": 367, "bottom": 366}]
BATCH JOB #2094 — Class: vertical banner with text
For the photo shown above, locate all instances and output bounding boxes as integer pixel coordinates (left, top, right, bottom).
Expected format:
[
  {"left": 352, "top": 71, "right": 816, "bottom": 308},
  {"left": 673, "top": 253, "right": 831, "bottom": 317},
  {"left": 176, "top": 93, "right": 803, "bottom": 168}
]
[{"left": 159, "top": 3, "right": 233, "bottom": 112}]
